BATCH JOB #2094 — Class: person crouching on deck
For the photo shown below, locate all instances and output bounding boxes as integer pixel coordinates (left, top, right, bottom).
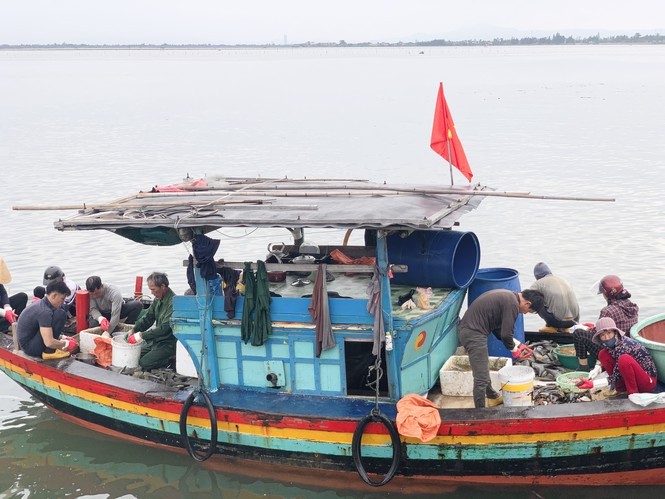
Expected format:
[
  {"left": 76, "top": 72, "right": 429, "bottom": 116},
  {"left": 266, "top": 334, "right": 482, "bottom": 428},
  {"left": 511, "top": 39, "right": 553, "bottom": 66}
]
[
  {"left": 16, "top": 281, "right": 79, "bottom": 359},
  {"left": 573, "top": 274, "right": 639, "bottom": 372},
  {"left": 85, "top": 275, "right": 143, "bottom": 336},
  {"left": 575, "top": 317, "right": 656, "bottom": 395},
  {"left": 125, "top": 272, "right": 175, "bottom": 371},
  {"left": 529, "top": 262, "right": 579, "bottom": 333},
  {"left": 458, "top": 288, "right": 545, "bottom": 408}
]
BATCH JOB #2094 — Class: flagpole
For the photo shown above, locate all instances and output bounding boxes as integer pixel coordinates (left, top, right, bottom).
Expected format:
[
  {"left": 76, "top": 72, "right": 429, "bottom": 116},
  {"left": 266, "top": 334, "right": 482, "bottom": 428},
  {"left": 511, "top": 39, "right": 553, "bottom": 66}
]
[{"left": 446, "top": 138, "right": 454, "bottom": 186}]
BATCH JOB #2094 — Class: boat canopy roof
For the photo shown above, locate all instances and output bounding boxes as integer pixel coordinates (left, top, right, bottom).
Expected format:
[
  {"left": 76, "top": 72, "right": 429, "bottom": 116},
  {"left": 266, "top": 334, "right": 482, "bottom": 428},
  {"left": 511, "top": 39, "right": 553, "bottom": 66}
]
[{"left": 53, "top": 176, "right": 489, "bottom": 245}]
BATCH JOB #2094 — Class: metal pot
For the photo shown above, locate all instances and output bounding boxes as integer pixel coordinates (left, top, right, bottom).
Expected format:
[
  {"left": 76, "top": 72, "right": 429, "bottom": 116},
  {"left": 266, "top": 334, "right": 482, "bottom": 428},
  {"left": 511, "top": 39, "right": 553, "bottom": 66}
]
[
  {"left": 290, "top": 255, "right": 315, "bottom": 276},
  {"left": 266, "top": 251, "right": 286, "bottom": 282},
  {"left": 73, "top": 352, "right": 98, "bottom": 365},
  {"left": 268, "top": 271, "right": 286, "bottom": 282}
]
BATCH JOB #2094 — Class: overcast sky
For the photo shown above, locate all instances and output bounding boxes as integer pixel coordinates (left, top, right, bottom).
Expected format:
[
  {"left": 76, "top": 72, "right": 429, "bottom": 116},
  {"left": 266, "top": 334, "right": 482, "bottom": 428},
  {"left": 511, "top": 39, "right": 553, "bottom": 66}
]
[{"left": 3, "top": 0, "right": 665, "bottom": 45}]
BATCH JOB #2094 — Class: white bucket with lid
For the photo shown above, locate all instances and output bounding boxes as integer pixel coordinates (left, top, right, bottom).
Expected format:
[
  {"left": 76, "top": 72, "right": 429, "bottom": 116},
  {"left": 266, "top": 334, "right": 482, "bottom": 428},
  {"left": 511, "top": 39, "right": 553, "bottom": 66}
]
[
  {"left": 498, "top": 365, "right": 535, "bottom": 407},
  {"left": 111, "top": 336, "right": 142, "bottom": 368}
]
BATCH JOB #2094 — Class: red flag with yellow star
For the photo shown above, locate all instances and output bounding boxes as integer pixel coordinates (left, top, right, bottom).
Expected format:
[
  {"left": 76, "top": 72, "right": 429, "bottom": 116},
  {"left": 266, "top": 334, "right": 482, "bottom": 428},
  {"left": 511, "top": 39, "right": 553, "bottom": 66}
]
[{"left": 430, "top": 83, "right": 473, "bottom": 182}]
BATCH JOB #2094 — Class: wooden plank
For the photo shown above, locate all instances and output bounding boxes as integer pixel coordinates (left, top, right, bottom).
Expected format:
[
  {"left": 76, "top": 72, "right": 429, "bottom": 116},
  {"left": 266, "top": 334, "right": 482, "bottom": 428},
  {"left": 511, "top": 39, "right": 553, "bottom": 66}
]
[{"left": 210, "top": 261, "right": 407, "bottom": 273}]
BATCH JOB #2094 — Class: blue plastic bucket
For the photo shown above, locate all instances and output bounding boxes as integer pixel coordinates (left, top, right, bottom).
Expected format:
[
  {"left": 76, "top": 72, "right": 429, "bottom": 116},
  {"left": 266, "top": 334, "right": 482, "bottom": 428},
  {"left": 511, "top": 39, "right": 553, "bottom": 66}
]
[
  {"left": 467, "top": 267, "right": 525, "bottom": 358},
  {"left": 387, "top": 230, "right": 480, "bottom": 289}
]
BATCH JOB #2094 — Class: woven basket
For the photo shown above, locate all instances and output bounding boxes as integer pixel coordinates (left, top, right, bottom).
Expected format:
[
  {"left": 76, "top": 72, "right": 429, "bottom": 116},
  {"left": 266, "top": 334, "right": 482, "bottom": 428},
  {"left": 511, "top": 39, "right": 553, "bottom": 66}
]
[{"left": 556, "top": 371, "right": 590, "bottom": 393}]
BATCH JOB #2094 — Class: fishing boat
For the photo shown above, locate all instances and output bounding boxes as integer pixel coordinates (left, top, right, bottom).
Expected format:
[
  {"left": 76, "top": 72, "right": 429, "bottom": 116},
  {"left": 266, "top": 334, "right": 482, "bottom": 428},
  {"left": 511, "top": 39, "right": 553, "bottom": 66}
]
[{"left": 3, "top": 174, "right": 665, "bottom": 490}]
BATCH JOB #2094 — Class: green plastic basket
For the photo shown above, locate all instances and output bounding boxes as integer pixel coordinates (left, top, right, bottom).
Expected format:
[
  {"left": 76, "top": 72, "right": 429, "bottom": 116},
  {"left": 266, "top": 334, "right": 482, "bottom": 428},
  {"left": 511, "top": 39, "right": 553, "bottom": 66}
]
[
  {"left": 556, "top": 371, "right": 590, "bottom": 393},
  {"left": 553, "top": 345, "right": 579, "bottom": 370}
]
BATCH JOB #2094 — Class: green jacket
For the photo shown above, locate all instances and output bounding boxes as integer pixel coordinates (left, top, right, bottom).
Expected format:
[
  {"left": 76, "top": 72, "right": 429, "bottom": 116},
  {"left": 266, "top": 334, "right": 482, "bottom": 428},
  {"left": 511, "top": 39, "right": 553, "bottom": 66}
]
[{"left": 133, "top": 288, "right": 175, "bottom": 345}]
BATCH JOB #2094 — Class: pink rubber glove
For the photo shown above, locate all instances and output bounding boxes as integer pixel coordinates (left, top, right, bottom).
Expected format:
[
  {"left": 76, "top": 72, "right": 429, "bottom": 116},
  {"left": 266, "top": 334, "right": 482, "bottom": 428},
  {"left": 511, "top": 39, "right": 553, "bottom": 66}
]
[
  {"left": 99, "top": 317, "right": 110, "bottom": 332},
  {"left": 127, "top": 332, "right": 143, "bottom": 344},
  {"left": 575, "top": 378, "right": 594, "bottom": 390},
  {"left": 61, "top": 336, "right": 79, "bottom": 352},
  {"left": 511, "top": 343, "right": 533, "bottom": 360},
  {"left": 3, "top": 309, "right": 17, "bottom": 324}
]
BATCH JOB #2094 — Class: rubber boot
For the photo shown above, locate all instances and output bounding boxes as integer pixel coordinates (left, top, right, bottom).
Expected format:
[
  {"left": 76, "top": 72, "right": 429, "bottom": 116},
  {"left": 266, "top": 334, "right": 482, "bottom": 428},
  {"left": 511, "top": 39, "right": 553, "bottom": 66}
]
[
  {"left": 486, "top": 386, "right": 504, "bottom": 407},
  {"left": 473, "top": 394, "right": 486, "bottom": 408},
  {"left": 42, "top": 349, "right": 70, "bottom": 360}
]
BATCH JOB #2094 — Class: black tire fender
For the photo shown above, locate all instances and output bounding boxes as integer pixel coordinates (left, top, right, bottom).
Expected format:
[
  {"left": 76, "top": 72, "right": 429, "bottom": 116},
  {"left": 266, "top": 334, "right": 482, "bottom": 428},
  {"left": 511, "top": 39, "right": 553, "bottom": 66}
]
[
  {"left": 179, "top": 388, "right": 218, "bottom": 462},
  {"left": 351, "top": 410, "right": 401, "bottom": 486}
]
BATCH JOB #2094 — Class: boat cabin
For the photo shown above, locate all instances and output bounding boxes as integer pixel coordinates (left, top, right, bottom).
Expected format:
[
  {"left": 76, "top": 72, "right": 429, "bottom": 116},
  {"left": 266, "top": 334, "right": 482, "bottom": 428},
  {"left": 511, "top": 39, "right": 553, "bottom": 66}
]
[{"left": 53, "top": 176, "right": 489, "bottom": 402}]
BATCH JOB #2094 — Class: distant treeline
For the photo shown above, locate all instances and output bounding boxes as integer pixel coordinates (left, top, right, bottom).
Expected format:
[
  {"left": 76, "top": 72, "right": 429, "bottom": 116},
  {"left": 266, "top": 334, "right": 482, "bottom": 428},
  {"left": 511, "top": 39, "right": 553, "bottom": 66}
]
[{"left": 2, "top": 32, "right": 664, "bottom": 49}]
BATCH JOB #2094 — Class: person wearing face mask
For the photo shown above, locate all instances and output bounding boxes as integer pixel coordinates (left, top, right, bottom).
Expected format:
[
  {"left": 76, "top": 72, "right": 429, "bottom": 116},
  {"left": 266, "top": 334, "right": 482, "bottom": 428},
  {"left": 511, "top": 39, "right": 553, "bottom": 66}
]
[{"left": 576, "top": 317, "right": 656, "bottom": 395}]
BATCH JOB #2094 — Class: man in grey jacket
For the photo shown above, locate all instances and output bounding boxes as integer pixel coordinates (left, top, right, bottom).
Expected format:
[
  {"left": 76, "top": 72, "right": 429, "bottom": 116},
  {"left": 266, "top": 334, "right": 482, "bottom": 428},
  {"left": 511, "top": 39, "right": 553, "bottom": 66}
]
[
  {"left": 85, "top": 276, "right": 143, "bottom": 335},
  {"left": 529, "top": 262, "right": 579, "bottom": 333}
]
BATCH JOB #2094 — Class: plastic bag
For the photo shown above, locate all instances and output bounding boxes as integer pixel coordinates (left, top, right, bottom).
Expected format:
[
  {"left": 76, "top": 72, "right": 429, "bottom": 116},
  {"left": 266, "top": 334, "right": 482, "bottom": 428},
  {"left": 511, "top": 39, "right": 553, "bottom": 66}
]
[{"left": 628, "top": 393, "right": 665, "bottom": 406}]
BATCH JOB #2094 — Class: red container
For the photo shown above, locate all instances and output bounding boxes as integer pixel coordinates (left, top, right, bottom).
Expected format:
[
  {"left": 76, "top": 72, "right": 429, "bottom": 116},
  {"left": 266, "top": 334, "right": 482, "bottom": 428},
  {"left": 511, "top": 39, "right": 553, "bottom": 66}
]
[
  {"left": 75, "top": 290, "right": 90, "bottom": 333},
  {"left": 134, "top": 276, "right": 143, "bottom": 299}
]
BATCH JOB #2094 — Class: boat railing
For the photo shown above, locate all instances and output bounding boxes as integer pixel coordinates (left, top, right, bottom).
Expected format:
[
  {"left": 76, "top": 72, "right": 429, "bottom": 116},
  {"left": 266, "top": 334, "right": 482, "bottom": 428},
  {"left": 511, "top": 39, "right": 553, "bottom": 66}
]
[{"left": 215, "top": 261, "right": 408, "bottom": 274}]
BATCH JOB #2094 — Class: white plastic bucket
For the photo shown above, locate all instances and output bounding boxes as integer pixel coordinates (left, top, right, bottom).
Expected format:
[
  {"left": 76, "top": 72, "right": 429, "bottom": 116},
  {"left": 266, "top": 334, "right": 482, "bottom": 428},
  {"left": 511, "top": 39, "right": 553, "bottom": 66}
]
[
  {"left": 111, "top": 336, "right": 142, "bottom": 368},
  {"left": 498, "top": 365, "right": 535, "bottom": 407}
]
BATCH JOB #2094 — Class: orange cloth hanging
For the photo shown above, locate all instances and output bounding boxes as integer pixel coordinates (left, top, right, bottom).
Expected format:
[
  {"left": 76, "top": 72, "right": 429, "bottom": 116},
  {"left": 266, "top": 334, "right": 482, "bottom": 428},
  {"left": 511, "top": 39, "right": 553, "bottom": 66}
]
[{"left": 395, "top": 393, "right": 441, "bottom": 442}]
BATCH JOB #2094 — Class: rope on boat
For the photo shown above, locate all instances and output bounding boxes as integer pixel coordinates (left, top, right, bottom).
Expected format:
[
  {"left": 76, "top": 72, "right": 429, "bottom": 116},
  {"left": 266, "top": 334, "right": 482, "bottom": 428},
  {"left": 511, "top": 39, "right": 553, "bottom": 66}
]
[
  {"left": 179, "top": 385, "right": 218, "bottom": 462},
  {"left": 351, "top": 297, "right": 401, "bottom": 487},
  {"left": 179, "top": 275, "right": 218, "bottom": 462}
]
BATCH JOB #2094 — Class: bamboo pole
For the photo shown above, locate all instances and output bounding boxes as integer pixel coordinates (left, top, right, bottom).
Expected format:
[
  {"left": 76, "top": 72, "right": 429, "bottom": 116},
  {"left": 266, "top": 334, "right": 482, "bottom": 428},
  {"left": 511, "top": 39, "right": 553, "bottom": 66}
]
[
  {"left": 170, "top": 182, "right": 615, "bottom": 202},
  {"left": 173, "top": 189, "right": 615, "bottom": 203},
  {"left": 13, "top": 199, "right": 319, "bottom": 211}
]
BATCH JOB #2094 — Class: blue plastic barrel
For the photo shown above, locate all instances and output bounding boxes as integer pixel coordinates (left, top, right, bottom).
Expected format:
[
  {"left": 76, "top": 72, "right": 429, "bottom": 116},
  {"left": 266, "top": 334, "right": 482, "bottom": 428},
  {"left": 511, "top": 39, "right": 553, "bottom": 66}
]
[
  {"left": 467, "top": 267, "right": 524, "bottom": 358},
  {"left": 387, "top": 230, "right": 480, "bottom": 289}
]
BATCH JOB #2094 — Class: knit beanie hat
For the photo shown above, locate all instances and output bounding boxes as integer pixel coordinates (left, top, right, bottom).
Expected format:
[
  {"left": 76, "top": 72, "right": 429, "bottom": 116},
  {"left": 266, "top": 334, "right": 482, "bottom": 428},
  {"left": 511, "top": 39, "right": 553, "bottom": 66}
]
[{"left": 533, "top": 262, "right": 552, "bottom": 280}]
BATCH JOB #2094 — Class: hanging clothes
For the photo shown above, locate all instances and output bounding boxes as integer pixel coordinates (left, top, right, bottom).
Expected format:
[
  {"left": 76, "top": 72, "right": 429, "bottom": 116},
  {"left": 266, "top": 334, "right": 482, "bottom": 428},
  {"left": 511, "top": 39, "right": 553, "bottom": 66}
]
[
  {"left": 192, "top": 234, "right": 221, "bottom": 280},
  {"left": 186, "top": 255, "right": 197, "bottom": 294},
  {"left": 252, "top": 260, "right": 272, "bottom": 346},
  {"left": 366, "top": 266, "right": 385, "bottom": 356},
  {"left": 219, "top": 266, "right": 240, "bottom": 319},
  {"left": 309, "top": 264, "right": 335, "bottom": 357},
  {"left": 240, "top": 262, "right": 256, "bottom": 344}
]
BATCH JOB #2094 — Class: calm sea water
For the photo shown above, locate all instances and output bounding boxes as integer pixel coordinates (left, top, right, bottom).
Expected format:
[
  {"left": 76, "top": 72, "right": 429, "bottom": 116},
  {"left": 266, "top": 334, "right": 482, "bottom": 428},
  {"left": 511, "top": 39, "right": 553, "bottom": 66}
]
[{"left": 1, "top": 46, "right": 665, "bottom": 497}]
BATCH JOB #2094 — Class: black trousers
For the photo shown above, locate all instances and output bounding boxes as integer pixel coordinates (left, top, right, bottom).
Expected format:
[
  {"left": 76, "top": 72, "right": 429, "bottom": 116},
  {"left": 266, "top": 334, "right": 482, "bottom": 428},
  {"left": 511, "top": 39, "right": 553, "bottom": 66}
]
[{"left": 0, "top": 292, "right": 28, "bottom": 332}]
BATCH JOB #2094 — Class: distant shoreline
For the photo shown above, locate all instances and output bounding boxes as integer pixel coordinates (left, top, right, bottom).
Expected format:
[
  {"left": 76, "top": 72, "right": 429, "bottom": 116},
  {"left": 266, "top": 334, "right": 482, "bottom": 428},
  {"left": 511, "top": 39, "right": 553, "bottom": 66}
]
[{"left": 1, "top": 32, "right": 664, "bottom": 50}]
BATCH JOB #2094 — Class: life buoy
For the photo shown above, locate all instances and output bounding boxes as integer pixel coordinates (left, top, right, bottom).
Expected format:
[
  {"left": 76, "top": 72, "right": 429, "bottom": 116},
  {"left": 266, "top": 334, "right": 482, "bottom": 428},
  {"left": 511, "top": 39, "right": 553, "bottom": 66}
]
[
  {"left": 351, "top": 409, "right": 401, "bottom": 486},
  {"left": 179, "top": 388, "right": 218, "bottom": 462}
]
